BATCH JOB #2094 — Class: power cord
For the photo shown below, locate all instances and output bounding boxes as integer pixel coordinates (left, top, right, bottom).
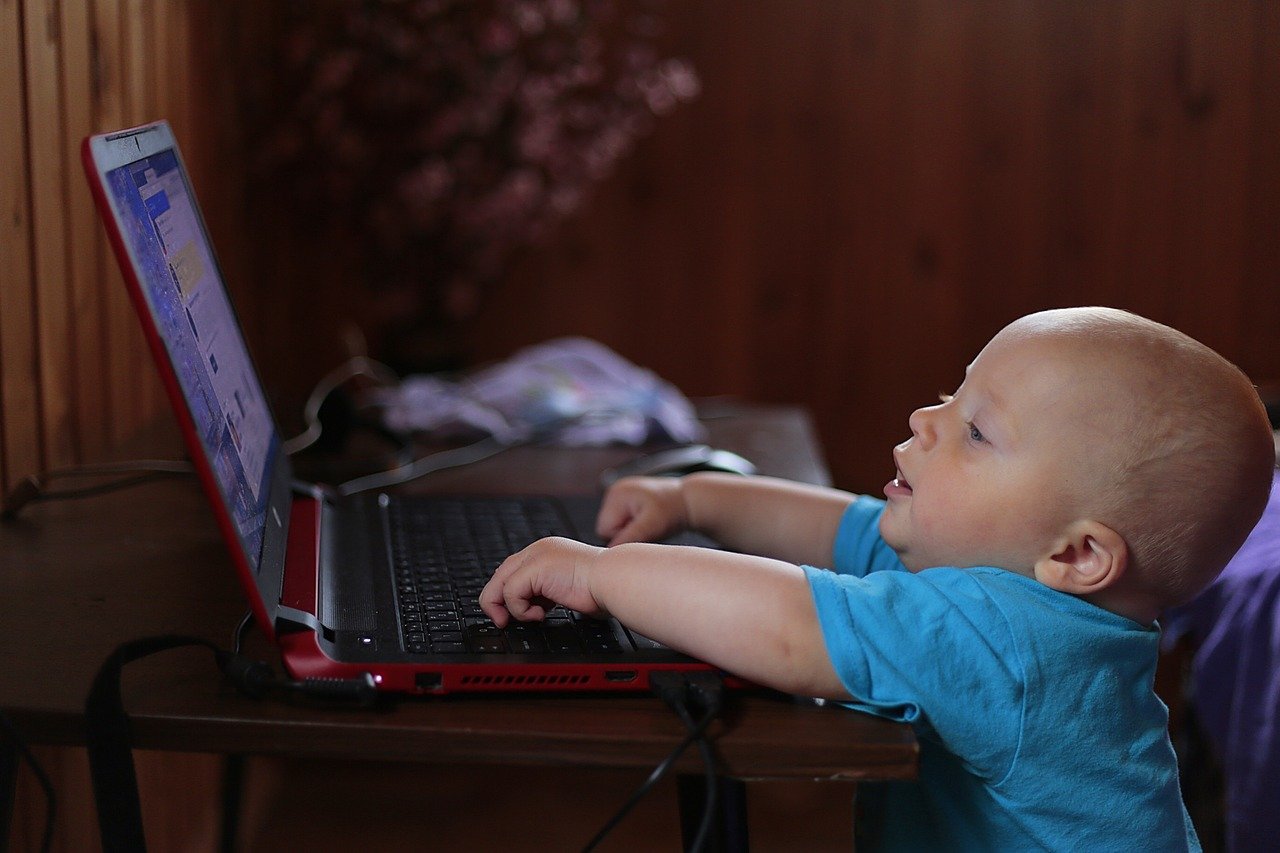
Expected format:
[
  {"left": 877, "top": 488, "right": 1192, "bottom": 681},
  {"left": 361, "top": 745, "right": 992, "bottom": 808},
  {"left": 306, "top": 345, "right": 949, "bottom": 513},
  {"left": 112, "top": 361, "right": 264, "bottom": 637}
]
[
  {"left": 0, "top": 353, "right": 397, "bottom": 518},
  {"left": 664, "top": 672, "right": 726, "bottom": 853},
  {"left": 278, "top": 353, "right": 514, "bottom": 496},
  {"left": 582, "top": 670, "right": 726, "bottom": 853},
  {"left": 335, "top": 434, "right": 510, "bottom": 496},
  {"left": 281, "top": 355, "right": 400, "bottom": 456},
  {"left": 85, "top": 621, "right": 379, "bottom": 851},
  {"left": 223, "top": 612, "right": 381, "bottom": 705},
  {"left": 1, "top": 460, "right": 195, "bottom": 519},
  {"left": 332, "top": 411, "right": 615, "bottom": 497}
]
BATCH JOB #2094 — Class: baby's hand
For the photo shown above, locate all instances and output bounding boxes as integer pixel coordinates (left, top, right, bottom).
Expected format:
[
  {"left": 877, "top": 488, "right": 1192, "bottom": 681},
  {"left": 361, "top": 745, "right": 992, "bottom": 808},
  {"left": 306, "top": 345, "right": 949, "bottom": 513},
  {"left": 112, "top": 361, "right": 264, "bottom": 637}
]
[
  {"left": 595, "top": 476, "right": 689, "bottom": 546},
  {"left": 479, "top": 537, "right": 606, "bottom": 628}
]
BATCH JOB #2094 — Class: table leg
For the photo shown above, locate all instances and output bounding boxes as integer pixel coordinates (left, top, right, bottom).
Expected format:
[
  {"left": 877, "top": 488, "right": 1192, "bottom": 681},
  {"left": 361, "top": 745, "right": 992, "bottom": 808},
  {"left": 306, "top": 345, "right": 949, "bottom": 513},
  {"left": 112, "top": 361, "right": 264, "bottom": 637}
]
[
  {"left": 219, "top": 753, "right": 246, "bottom": 852},
  {"left": 1, "top": 737, "right": 17, "bottom": 845},
  {"left": 677, "top": 773, "right": 749, "bottom": 852}
]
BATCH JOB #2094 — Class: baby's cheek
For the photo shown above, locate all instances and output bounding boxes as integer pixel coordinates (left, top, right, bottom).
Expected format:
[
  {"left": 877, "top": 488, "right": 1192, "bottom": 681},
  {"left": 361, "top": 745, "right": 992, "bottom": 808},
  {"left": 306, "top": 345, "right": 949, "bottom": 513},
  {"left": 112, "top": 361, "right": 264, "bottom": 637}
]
[
  {"left": 914, "top": 504, "right": 987, "bottom": 555},
  {"left": 908, "top": 501, "right": 948, "bottom": 539}
]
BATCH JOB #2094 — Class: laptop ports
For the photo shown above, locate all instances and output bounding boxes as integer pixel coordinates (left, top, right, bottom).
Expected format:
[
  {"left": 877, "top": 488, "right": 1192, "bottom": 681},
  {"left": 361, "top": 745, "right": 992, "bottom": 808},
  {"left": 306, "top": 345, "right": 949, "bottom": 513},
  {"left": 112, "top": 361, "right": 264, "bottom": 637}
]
[{"left": 604, "top": 670, "right": 637, "bottom": 683}]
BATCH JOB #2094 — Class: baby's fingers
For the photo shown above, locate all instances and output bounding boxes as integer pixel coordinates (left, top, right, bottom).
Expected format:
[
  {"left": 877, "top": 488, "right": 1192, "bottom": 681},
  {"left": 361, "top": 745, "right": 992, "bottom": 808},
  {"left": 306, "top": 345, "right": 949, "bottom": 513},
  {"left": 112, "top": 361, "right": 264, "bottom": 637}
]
[
  {"left": 479, "top": 552, "right": 527, "bottom": 626},
  {"left": 480, "top": 538, "right": 597, "bottom": 625},
  {"left": 597, "top": 482, "right": 676, "bottom": 544},
  {"left": 595, "top": 493, "right": 638, "bottom": 541}
]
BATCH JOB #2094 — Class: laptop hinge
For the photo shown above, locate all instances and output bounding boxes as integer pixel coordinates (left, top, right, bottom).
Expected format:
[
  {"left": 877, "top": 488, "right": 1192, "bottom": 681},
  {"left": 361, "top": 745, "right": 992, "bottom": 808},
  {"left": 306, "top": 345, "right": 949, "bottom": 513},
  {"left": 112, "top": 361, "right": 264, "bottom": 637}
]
[
  {"left": 276, "top": 604, "right": 330, "bottom": 636},
  {"left": 278, "top": 489, "right": 328, "bottom": 638}
]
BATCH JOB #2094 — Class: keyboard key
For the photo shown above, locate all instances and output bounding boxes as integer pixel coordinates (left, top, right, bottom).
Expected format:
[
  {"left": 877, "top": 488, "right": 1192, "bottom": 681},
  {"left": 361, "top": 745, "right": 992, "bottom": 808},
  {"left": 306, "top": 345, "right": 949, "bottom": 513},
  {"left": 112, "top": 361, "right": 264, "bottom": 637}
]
[
  {"left": 544, "top": 623, "right": 584, "bottom": 654},
  {"left": 469, "top": 636, "right": 507, "bottom": 654},
  {"left": 505, "top": 626, "right": 548, "bottom": 654},
  {"left": 507, "top": 636, "right": 546, "bottom": 654},
  {"left": 388, "top": 496, "right": 577, "bottom": 653}
]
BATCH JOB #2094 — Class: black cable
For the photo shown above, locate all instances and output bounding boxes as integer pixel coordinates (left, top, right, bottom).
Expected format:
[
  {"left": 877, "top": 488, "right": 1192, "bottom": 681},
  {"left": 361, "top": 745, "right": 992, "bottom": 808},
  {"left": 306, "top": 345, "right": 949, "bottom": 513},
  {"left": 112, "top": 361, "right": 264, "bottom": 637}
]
[
  {"left": 671, "top": 672, "right": 725, "bottom": 853},
  {"left": 668, "top": 700, "right": 719, "bottom": 853},
  {"left": 581, "top": 671, "right": 725, "bottom": 853},
  {"left": 335, "top": 434, "right": 511, "bottom": 496},
  {"left": 1, "top": 461, "right": 194, "bottom": 519},
  {"left": 86, "top": 635, "right": 223, "bottom": 851},
  {"left": 86, "top": 632, "right": 380, "bottom": 850},
  {"left": 0, "top": 708, "right": 56, "bottom": 853},
  {"left": 579, "top": 710, "right": 715, "bottom": 851},
  {"left": 232, "top": 610, "right": 254, "bottom": 656},
  {"left": 281, "top": 355, "right": 400, "bottom": 457},
  {"left": 221, "top": 613, "right": 379, "bottom": 706},
  {"left": 334, "top": 410, "right": 629, "bottom": 496}
]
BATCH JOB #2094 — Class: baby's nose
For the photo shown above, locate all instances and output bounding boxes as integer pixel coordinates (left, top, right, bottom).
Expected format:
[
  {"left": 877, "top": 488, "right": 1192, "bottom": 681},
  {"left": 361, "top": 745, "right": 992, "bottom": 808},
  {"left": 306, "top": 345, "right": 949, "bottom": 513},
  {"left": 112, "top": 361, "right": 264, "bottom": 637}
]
[{"left": 907, "top": 406, "right": 937, "bottom": 449}]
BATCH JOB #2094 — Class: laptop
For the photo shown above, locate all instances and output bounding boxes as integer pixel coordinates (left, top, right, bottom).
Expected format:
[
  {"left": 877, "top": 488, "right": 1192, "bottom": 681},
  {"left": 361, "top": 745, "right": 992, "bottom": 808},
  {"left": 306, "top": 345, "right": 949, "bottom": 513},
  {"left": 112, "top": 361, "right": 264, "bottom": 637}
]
[{"left": 82, "top": 120, "right": 719, "bottom": 694}]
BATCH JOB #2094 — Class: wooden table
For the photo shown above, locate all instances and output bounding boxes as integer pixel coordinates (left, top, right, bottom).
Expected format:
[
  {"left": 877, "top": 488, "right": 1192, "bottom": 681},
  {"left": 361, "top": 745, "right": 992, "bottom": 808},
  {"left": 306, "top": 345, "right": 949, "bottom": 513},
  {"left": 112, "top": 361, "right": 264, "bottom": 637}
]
[{"left": 0, "top": 403, "right": 917, "bottom": 849}]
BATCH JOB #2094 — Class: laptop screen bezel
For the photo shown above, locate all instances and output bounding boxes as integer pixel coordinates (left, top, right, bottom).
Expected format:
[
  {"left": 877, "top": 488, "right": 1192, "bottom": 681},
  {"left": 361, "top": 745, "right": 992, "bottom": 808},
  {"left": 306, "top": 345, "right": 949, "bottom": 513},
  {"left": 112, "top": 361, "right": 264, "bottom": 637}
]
[{"left": 82, "top": 120, "right": 293, "bottom": 641}]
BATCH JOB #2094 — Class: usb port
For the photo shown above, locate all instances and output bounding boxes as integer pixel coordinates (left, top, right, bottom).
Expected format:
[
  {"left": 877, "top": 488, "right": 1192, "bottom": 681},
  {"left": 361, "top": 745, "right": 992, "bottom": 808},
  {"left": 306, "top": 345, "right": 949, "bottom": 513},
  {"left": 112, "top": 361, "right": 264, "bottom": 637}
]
[{"left": 604, "top": 670, "right": 637, "bottom": 683}]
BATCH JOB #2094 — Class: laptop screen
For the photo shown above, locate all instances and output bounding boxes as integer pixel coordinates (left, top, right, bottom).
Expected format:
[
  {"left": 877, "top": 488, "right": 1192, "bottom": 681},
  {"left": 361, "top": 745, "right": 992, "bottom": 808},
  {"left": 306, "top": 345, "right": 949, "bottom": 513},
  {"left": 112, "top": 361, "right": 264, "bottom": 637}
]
[{"left": 105, "top": 148, "right": 278, "bottom": 570}]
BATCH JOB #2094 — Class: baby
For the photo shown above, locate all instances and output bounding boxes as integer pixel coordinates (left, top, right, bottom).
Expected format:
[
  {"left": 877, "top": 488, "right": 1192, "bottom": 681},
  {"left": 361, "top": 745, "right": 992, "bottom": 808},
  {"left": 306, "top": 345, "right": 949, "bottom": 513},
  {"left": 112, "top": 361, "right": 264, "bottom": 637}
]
[{"left": 480, "top": 307, "right": 1275, "bottom": 850}]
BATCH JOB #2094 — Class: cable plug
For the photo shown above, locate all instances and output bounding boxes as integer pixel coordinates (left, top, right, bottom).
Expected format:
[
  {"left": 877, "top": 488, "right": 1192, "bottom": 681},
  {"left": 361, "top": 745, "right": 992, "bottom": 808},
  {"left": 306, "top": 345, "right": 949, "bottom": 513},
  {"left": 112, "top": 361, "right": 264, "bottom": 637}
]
[
  {"left": 649, "top": 670, "right": 725, "bottom": 728},
  {"left": 215, "top": 651, "right": 277, "bottom": 699},
  {"left": 290, "top": 674, "right": 379, "bottom": 707},
  {"left": 683, "top": 671, "right": 725, "bottom": 720},
  {"left": 649, "top": 670, "right": 693, "bottom": 713}
]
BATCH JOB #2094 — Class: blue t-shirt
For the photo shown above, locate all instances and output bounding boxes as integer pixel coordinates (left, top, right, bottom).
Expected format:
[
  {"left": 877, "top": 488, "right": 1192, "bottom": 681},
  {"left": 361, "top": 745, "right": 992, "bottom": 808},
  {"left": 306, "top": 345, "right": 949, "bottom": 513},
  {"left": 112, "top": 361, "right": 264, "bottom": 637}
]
[{"left": 803, "top": 496, "right": 1199, "bottom": 851}]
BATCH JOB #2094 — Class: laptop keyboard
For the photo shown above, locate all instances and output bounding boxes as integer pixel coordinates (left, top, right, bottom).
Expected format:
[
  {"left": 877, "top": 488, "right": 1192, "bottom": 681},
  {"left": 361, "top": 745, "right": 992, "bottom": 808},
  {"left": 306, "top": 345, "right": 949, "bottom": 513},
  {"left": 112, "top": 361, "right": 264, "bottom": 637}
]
[{"left": 386, "top": 496, "right": 624, "bottom": 656}]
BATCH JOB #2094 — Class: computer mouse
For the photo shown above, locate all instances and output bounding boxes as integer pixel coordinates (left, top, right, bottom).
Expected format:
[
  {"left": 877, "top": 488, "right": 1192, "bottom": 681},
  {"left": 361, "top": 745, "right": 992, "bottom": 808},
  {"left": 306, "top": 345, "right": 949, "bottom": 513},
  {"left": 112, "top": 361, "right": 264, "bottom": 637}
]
[{"left": 599, "top": 444, "right": 757, "bottom": 488}]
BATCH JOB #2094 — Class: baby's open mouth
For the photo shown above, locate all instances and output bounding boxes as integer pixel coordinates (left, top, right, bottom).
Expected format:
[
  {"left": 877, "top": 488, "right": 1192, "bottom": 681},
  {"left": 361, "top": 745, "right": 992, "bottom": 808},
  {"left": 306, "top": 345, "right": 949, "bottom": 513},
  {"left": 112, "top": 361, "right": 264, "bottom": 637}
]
[{"left": 893, "top": 471, "right": 912, "bottom": 492}]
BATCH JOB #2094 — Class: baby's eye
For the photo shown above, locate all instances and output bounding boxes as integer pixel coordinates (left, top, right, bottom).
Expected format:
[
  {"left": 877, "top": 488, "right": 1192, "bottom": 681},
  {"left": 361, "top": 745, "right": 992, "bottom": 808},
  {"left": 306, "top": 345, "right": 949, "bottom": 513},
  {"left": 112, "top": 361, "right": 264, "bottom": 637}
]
[
  {"left": 938, "top": 392, "right": 954, "bottom": 404},
  {"left": 967, "top": 422, "right": 985, "bottom": 443}
]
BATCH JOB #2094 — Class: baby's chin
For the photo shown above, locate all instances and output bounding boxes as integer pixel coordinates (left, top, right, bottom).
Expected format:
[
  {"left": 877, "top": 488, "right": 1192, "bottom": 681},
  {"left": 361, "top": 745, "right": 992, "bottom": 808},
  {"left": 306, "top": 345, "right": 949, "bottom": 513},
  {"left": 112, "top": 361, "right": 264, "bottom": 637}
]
[
  {"left": 876, "top": 526, "right": 924, "bottom": 571},
  {"left": 880, "top": 533, "right": 995, "bottom": 572},
  {"left": 893, "top": 552, "right": 934, "bottom": 573}
]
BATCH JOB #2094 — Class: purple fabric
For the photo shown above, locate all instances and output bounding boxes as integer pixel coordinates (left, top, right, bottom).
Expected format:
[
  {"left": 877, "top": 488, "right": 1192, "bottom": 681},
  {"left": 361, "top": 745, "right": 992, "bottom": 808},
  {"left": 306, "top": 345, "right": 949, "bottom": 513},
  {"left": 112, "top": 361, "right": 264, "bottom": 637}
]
[{"left": 1163, "top": 468, "right": 1280, "bottom": 853}]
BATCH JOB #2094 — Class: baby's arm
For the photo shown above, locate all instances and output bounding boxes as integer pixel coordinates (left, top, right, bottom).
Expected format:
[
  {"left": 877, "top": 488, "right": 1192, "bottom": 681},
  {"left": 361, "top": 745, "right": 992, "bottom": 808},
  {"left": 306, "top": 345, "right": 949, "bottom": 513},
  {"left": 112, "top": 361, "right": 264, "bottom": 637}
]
[
  {"left": 478, "top": 537, "right": 851, "bottom": 699},
  {"left": 598, "top": 472, "right": 855, "bottom": 567}
]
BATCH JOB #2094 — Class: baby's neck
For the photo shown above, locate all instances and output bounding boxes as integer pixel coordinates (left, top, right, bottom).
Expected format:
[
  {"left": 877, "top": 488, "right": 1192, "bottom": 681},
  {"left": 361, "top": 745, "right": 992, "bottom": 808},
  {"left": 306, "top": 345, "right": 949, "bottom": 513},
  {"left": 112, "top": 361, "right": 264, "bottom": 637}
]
[
  {"left": 995, "top": 562, "right": 1161, "bottom": 626},
  {"left": 1073, "top": 586, "right": 1159, "bottom": 627}
]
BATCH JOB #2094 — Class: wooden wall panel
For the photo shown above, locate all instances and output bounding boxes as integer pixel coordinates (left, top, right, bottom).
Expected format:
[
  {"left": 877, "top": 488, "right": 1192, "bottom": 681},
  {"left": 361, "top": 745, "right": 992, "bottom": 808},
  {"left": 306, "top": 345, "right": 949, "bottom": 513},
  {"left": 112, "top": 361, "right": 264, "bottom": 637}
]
[
  {"left": 3, "top": 2, "right": 237, "bottom": 848},
  {"left": 1, "top": 0, "right": 43, "bottom": 489},
  {"left": 1240, "top": 1, "right": 1280, "bottom": 388},
  {"left": 3, "top": 4, "right": 1275, "bottom": 503},
  {"left": 6, "top": 0, "right": 1261, "bottom": 496},
  {"left": 449, "top": 0, "right": 1280, "bottom": 492},
  {"left": 60, "top": 0, "right": 108, "bottom": 464},
  {"left": 0, "top": 0, "right": 227, "bottom": 492},
  {"left": 24, "top": 0, "right": 77, "bottom": 470}
]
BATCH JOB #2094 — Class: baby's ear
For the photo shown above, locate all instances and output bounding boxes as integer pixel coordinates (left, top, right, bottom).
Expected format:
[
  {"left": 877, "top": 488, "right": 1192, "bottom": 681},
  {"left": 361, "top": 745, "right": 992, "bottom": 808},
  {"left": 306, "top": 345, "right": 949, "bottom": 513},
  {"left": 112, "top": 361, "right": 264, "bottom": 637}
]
[{"left": 1034, "top": 520, "right": 1128, "bottom": 595}]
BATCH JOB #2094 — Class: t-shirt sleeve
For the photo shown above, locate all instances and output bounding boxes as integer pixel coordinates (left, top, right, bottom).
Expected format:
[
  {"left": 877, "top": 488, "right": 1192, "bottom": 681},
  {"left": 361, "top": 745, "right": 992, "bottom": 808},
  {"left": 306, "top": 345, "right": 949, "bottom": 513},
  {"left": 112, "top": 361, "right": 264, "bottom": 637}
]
[
  {"left": 830, "top": 496, "right": 910, "bottom": 577},
  {"left": 802, "top": 565, "right": 1025, "bottom": 782}
]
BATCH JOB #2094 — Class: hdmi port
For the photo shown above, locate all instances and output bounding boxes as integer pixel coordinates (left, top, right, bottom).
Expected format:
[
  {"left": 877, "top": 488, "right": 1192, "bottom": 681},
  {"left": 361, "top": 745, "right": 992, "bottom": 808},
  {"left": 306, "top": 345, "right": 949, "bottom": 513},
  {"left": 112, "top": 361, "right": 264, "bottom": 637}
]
[{"left": 604, "top": 670, "right": 637, "bottom": 683}]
